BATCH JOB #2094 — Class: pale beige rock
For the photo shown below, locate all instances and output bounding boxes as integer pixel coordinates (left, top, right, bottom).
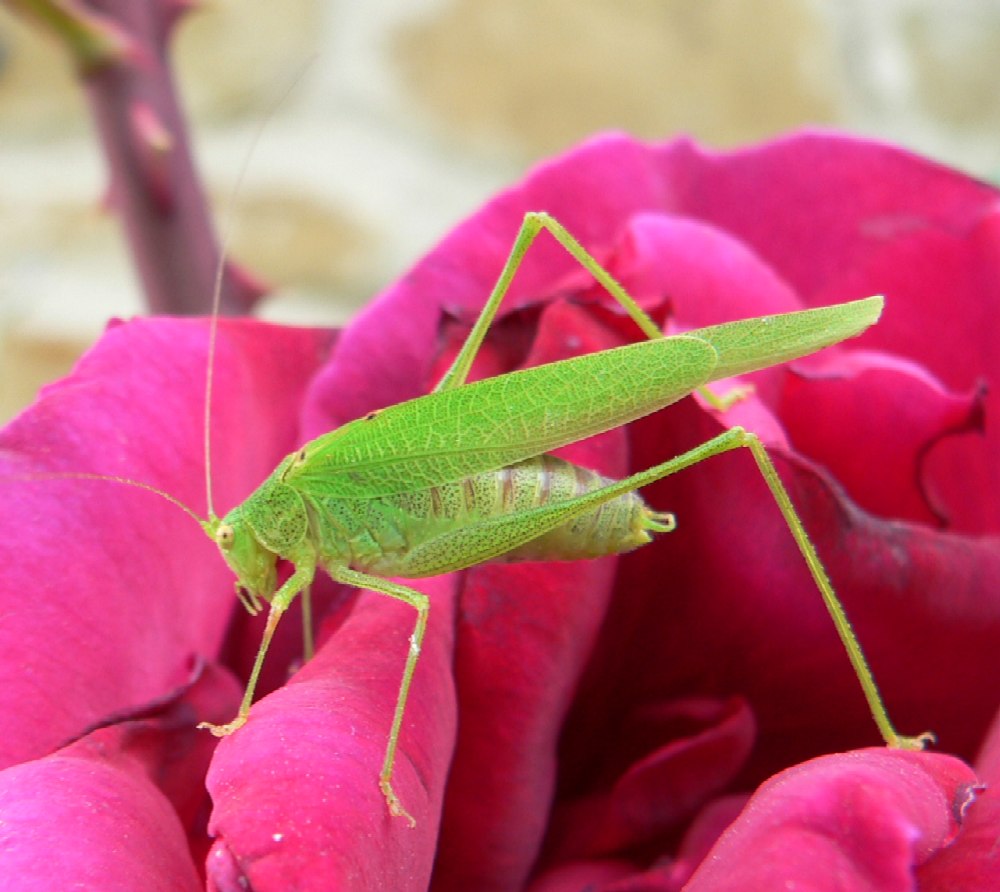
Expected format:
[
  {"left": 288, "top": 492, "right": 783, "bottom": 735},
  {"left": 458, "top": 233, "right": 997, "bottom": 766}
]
[{"left": 391, "top": 0, "right": 840, "bottom": 157}]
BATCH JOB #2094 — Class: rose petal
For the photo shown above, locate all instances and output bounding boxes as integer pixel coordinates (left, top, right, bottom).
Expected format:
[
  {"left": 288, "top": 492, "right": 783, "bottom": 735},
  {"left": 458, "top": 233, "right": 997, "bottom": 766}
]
[
  {"left": 542, "top": 697, "right": 755, "bottom": 864},
  {"left": 914, "top": 707, "right": 1000, "bottom": 889},
  {"left": 810, "top": 198, "right": 1000, "bottom": 534},
  {"left": 364, "top": 298, "right": 638, "bottom": 890},
  {"left": 0, "top": 701, "right": 235, "bottom": 891},
  {"left": 645, "top": 133, "right": 1000, "bottom": 530},
  {"left": 646, "top": 133, "right": 999, "bottom": 313},
  {"left": 683, "top": 750, "right": 977, "bottom": 891},
  {"left": 4, "top": 131, "right": 998, "bottom": 888},
  {"left": 303, "top": 135, "right": 689, "bottom": 434},
  {"left": 0, "top": 755, "right": 200, "bottom": 889},
  {"left": 0, "top": 318, "right": 333, "bottom": 874},
  {"left": 0, "top": 320, "right": 326, "bottom": 765},
  {"left": 607, "top": 213, "right": 801, "bottom": 322},
  {"left": 205, "top": 574, "right": 456, "bottom": 890},
  {"left": 559, "top": 395, "right": 1000, "bottom": 788},
  {"left": 780, "top": 349, "right": 984, "bottom": 524}
]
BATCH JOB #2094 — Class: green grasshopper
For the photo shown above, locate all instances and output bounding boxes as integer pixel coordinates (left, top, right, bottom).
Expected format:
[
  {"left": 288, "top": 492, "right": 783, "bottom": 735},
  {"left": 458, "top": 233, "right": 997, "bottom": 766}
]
[
  {"left": 20, "top": 210, "right": 929, "bottom": 826},
  {"left": 183, "top": 211, "right": 930, "bottom": 825}
]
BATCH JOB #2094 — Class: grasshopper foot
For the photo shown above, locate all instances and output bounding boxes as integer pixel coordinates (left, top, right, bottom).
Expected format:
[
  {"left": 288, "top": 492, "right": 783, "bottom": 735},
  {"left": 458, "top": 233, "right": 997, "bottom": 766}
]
[
  {"left": 381, "top": 778, "right": 416, "bottom": 828},
  {"left": 890, "top": 730, "right": 937, "bottom": 751},
  {"left": 698, "top": 382, "right": 755, "bottom": 411},
  {"left": 198, "top": 714, "right": 248, "bottom": 737}
]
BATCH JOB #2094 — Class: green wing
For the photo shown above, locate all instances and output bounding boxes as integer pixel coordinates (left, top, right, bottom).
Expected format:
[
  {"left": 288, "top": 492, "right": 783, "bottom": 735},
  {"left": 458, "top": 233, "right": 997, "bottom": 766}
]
[
  {"left": 287, "top": 296, "right": 882, "bottom": 499},
  {"left": 288, "top": 334, "right": 717, "bottom": 498},
  {"left": 692, "top": 295, "right": 883, "bottom": 379}
]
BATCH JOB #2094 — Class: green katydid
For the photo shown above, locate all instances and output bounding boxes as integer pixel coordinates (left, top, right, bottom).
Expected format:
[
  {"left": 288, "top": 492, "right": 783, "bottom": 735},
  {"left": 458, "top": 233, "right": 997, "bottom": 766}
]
[
  {"left": 183, "top": 211, "right": 930, "bottom": 825},
  {"left": 21, "top": 210, "right": 931, "bottom": 827}
]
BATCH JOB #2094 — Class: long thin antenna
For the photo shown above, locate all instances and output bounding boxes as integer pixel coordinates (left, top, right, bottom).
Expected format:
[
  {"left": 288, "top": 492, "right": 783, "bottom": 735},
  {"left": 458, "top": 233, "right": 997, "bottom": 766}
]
[
  {"left": 203, "top": 61, "right": 316, "bottom": 521},
  {"left": 14, "top": 472, "right": 204, "bottom": 526}
]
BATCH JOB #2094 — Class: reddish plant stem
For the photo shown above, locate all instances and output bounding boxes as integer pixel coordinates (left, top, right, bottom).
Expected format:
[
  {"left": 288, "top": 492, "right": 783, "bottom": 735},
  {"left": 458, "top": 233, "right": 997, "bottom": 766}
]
[{"left": 7, "top": 0, "right": 266, "bottom": 315}]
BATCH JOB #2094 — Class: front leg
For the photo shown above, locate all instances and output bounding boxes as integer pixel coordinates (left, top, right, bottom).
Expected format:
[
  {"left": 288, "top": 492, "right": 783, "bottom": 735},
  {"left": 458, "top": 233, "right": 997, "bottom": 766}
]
[{"left": 199, "top": 556, "right": 317, "bottom": 737}]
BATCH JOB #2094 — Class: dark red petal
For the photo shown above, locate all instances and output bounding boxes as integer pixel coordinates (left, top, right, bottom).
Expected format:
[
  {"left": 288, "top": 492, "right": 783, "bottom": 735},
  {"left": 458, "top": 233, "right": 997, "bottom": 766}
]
[
  {"left": 543, "top": 697, "right": 755, "bottom": 864},
  {"left": 682, "top": 750, "right": 977, "bottom": 891},
  {"left": 526, "top": 860, "right": 636, "bottom": 892},
  {"left": 647, "top": 134, "right": 1000, "bottom": 531},
  {"left": 559, "top": 395, "right": 1000, "bottom": 791},
  {"left": 667, "top": 795, "right": 751, "bottom": 887},
  {"left": 0, "top": 320, "right": 330, "bottom": 768},
  {"left": 0, "top": 715, "right": 225, "bottom": 889},
  {"left": 606, "top": 212, "right": 801, "bottom": 322},
  {"left": 818, "top": 206, "right": 1000, "bottom": 397},
  {"left": 0, "top": 319, "right": 332, "bottom": 881},
  {"left": 780, "top": 349, "right": 984, "bottom": 525},
  {"left": 423, "top": 298, "right": 637, "bottom": 890},
  {"left": 648, "top": 133, "right": 999, "bottom": 313},
  {"left": 433, "top": 559, "right": 620, "bottom": 891},
  {"left": 855, "top": 208, "right": 1000, "bottom": 534},
  {"left": 205, "top": 574, "right": 457, "bottom": 891},
  {"left": 914, "top": 707, "right": 1000, "bottom": 889}
]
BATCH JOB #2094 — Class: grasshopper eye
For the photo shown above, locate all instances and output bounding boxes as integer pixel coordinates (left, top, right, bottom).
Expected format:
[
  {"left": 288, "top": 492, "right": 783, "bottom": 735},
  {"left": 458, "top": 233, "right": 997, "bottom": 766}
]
[{"left": 217, "top": 523, "right": 235, "bottom": 550}]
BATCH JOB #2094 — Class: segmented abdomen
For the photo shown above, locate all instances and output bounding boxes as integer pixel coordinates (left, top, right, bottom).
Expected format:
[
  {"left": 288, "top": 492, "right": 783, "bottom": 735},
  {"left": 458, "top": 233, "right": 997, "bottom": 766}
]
[
  {"left": 311, "top": 453, "right": 671, "bottom": 577},
  {"left": 485, "top": 454, "right": 661, "bottom": 563}
]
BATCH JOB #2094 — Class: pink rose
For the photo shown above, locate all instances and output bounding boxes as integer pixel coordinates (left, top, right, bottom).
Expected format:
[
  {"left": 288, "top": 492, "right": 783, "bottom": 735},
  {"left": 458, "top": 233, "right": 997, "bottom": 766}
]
[{"left": 0, "top": 132, "right": 997, "bottom": 889}]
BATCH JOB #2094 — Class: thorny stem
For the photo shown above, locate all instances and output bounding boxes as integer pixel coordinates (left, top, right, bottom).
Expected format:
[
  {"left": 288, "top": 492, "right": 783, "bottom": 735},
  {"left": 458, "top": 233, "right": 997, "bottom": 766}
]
[{"left": 4, "top": 0, "right": 266, "bottom": 315}]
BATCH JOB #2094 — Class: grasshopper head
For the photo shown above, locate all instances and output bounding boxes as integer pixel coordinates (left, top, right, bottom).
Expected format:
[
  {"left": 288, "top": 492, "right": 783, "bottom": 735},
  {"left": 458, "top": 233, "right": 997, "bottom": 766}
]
[{"left": 203, "top": 507, "right": 278, "bottom": 614}]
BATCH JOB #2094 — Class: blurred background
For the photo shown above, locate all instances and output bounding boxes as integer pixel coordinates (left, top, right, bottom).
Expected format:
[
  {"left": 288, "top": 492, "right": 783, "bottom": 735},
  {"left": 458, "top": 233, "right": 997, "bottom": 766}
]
[{"left": 2, "top": 0, "right": 999, "bottom": 419}]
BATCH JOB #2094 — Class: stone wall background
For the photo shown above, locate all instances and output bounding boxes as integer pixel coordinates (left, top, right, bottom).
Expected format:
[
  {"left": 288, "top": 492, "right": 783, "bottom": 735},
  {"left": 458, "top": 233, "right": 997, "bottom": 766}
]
[{"left": 1, "top": 0, "right": 998, "bottom": 418}]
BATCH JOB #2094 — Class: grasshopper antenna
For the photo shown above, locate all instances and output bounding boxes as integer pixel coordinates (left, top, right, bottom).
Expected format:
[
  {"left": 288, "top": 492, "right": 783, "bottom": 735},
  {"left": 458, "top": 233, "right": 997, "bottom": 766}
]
[
  {"left": 12, "top": 472, "right": 204, "bottom": 526},
  {"left": 202, "top": 61, "right": 316, "bottom": 522}
]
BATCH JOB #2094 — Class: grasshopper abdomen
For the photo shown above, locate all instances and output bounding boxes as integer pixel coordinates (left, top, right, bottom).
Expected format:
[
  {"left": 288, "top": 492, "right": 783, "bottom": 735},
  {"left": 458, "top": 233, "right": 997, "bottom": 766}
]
[{"left": 307, "top": 453, "right": 673, "bottom": 578}]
